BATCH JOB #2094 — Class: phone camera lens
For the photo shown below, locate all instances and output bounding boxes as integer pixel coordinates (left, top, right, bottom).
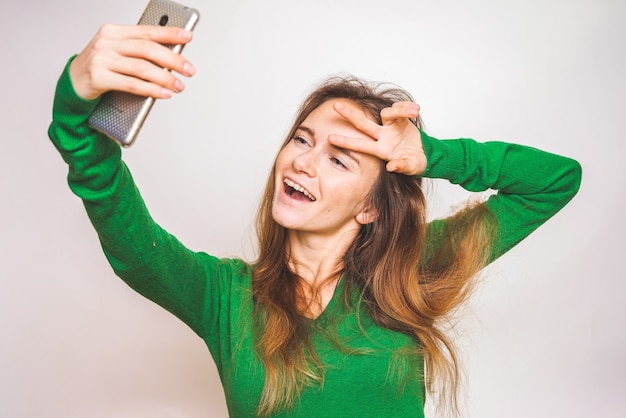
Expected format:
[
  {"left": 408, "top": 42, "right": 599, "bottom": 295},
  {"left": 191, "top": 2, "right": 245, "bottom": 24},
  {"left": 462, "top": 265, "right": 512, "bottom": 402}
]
[{"left": 159, "top": 15, "right": 169, "bottom": 26}]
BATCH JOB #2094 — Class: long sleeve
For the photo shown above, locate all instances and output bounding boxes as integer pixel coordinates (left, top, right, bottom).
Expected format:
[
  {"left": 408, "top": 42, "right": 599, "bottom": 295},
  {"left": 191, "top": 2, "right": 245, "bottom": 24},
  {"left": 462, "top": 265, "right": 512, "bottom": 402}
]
[
  {"left": 47, "top": 57, "right": 229, "bottom": 339},
  {"left": 420, "top": 131, "right": 582, "bottom": 261}
]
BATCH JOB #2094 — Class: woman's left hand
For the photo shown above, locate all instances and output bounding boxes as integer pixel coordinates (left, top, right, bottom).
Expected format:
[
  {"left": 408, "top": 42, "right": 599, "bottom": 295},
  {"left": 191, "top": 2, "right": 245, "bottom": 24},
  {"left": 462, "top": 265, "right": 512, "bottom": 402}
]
[{"left": 328, "top": 100, "right": 427, "bottom": 176}]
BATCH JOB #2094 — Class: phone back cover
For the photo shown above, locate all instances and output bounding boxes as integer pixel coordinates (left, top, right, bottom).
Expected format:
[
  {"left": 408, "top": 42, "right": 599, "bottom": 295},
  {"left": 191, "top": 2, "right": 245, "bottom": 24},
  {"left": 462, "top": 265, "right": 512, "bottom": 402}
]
[{"left": 87, "top": 0, "right": 200, "bottom": 146}]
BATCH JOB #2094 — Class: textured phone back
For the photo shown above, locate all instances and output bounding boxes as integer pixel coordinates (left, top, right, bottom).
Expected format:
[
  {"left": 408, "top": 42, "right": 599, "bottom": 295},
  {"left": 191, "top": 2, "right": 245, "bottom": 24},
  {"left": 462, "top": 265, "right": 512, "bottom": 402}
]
[
  {"left": 140, "top": 0, "right": 198, "bottom": 33},
  {"left": 88, "top": 92, "right": 153, "bottom": 146},
  {"left": 87, "top": 0, "right": 200, "bottom": 146}
]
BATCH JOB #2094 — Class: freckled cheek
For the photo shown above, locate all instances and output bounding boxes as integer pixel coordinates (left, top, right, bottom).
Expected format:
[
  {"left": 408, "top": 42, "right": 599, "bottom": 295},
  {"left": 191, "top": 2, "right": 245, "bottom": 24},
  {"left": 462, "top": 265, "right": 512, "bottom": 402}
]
[{"left": 323, "top": 185, "right": 362, "bottom": 215}]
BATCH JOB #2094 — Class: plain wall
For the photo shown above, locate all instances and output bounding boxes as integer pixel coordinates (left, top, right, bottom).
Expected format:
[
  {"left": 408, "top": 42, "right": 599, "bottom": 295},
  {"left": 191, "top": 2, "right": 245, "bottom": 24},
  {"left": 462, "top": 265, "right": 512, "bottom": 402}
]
[{"left": 1, "top": 0, "right": 624, "bottom": 417}]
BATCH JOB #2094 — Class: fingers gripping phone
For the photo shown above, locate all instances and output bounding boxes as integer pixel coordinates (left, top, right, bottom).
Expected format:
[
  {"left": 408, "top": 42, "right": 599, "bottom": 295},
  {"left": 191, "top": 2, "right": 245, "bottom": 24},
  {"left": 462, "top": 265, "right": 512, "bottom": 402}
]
[{"left": 87, "top": 0, "right": 200, "bottom": 147}]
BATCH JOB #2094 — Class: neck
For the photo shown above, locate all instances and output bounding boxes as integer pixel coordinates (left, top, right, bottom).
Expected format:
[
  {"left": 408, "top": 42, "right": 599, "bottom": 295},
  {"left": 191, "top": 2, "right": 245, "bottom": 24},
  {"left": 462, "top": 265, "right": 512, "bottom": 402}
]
[
  {"left": 286, "top": 227, "right": 358, "bottom": 285},
  {"left": 286, "top": 227, "right": 358, "bottom": 318}
]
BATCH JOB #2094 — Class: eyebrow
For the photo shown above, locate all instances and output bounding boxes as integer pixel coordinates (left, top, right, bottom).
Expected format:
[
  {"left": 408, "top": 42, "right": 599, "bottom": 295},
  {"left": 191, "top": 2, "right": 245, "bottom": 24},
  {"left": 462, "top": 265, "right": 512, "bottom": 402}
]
[{"left": 296, "top": 125, "right": 361, "bottom": 165}]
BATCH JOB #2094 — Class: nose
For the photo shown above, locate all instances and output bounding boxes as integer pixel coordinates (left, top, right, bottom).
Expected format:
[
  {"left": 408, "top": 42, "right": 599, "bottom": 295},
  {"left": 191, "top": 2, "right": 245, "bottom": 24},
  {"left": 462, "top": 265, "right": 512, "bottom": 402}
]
[{"left": 292, "top": 149, "right": 317, "bottom": 177}]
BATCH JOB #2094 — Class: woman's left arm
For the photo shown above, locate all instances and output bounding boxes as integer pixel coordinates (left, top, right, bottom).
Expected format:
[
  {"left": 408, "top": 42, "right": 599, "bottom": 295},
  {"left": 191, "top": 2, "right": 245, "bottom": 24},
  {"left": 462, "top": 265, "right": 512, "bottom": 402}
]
[{"left": 420, "top": 132, "right": 582, "bottom": 259}]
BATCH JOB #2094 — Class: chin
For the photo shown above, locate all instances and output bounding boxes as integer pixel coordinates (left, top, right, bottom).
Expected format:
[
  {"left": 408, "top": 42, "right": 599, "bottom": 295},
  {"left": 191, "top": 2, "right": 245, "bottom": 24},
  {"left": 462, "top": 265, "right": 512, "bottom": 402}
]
[
  {"left": 271, "top": 215, "right": 299, "bottom": 231},
  {"left": 272, "top": 210, "right": 314, "bottom": 233},
  {"left": 271, "top": 207, "right": 292, "bottom": 230}
]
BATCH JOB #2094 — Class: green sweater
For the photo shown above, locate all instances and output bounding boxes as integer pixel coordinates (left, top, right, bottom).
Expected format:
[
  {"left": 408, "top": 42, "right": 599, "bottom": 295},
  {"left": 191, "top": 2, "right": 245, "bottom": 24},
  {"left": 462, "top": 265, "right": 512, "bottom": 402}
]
[{"left": 48, "top": 58, "right": 581, "bottom": 417}]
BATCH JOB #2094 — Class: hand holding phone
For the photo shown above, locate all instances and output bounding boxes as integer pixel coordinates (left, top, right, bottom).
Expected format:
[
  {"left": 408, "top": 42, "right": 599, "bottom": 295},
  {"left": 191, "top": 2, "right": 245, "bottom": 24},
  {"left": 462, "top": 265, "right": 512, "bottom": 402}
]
[
  {"left": 69, "top": 25, "right": 194, "bottom": 101},
  {"left": 82, "top": 0, "right": 200, "bottom": 147}
]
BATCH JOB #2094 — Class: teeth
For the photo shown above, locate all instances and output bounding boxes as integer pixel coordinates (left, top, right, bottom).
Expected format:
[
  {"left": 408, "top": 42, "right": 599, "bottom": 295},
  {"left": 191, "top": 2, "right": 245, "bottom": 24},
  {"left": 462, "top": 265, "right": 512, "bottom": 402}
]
[{"left": 284, "top": 178, "right": 316, "bottom": 201}]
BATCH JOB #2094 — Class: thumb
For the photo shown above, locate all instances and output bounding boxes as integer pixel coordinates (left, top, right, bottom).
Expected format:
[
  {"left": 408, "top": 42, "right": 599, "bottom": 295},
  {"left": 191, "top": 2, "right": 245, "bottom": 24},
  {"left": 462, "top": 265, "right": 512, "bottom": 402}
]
[{"left": 386, "top": 159, "right": 421, "bottom": 176}]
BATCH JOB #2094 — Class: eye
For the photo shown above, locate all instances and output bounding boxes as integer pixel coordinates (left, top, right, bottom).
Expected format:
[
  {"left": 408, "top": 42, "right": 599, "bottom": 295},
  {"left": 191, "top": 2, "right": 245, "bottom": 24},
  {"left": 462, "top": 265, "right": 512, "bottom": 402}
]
[
  {"left": 330, "top": 156, "right": 347, "bottom": 169},
  {"left": 292, "top": 136, "right": 310, "bottom": 147}
]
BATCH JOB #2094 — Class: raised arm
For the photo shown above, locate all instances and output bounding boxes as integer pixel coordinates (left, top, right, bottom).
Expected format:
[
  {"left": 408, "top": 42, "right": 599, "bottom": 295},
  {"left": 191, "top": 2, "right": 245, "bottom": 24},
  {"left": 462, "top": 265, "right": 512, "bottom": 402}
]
[
  {"left": 48, "top": 25, "right": 221, "bottom": 338},
  {"left": 420, "top": 133, "right": 582, "bottom": 260}
]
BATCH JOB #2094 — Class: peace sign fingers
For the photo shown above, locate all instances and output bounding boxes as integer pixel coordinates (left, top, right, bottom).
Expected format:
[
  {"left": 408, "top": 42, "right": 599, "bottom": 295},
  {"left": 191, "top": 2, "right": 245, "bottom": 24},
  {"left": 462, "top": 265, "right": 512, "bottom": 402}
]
[{"left": 329, "top": 99, "right": 427, "bottom": 176}]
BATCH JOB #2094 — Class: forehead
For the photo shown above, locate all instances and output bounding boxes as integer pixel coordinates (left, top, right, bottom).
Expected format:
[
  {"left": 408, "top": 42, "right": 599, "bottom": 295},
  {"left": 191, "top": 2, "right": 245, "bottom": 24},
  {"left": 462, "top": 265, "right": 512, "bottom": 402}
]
[{"left": 301, "top": 99, "right": 374, "bottom": 140}]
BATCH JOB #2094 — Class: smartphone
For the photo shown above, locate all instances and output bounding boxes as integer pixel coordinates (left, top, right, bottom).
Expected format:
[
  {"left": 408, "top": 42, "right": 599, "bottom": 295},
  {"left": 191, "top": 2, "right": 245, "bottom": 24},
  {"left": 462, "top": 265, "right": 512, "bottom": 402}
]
[{"left": 87, "top": 0, "right": 200, "bottom": 147}]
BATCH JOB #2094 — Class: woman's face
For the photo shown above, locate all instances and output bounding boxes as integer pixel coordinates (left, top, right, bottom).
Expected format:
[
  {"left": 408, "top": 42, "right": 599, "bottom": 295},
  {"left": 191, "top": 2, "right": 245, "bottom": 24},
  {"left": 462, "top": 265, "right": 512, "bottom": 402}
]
[{"left": 272, "top": 99, "right": 382, "bottom": 238}]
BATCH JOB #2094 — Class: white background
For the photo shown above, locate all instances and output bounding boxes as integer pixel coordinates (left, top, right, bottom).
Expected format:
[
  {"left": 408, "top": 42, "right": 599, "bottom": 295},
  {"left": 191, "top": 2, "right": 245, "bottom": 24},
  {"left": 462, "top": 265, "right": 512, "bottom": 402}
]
[{"left": 1, "top": 0, "right": 624, "bottom": 417}]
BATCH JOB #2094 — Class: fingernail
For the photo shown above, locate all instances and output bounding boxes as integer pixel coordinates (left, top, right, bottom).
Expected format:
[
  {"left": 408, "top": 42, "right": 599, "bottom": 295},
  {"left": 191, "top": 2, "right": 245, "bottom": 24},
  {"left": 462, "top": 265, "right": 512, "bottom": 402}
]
[
  {"left": 183, "top": 62, "right": 195, "bottom": 76},
  {"left": 174, "top": 79, "right": 185, "bottom": 92},
  {"left": 179, "top": 30, "right": 192, "bottom": 41},
  {"left": 161, "top": 88, "right": 173, "bottom": 98}
]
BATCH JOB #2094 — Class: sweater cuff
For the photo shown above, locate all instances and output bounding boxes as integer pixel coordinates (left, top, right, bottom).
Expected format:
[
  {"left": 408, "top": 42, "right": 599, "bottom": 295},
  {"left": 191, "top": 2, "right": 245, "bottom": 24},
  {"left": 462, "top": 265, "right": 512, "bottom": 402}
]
[
  {"left": 52, "top": 55, "right": 101, "bottom": 125},
  {"left": 420, "top": 130, "right": 465, "bottom": 181},
  {"left": 49, "top": 56, "right": 108, "bottom": 152}
]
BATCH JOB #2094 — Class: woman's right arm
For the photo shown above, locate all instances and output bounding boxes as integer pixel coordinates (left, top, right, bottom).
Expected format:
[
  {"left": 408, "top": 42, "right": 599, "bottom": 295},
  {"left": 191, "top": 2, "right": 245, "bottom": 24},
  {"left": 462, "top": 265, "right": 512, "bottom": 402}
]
[{"left": 48, "top": 25, "right": 219, "bottom": 338}]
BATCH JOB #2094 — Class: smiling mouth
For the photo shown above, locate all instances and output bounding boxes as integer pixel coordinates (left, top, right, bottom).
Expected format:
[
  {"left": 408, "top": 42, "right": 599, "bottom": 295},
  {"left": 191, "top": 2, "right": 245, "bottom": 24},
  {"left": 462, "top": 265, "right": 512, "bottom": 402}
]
[{"left": 284, "top": 178, "right": 316, "bottom": 201}]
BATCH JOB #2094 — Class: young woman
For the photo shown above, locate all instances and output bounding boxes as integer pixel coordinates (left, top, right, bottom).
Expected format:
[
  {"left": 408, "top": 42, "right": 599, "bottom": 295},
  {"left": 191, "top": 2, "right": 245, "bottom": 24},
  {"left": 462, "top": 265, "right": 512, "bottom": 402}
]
[{"left": 49, "top": 25, "right": 581, "bottom": 417}]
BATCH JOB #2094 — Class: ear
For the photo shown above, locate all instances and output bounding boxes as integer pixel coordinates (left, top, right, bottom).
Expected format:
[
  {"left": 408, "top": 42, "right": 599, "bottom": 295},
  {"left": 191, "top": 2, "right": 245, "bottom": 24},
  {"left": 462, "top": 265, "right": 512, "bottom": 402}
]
[{"left": 356, "top": 205, "right": 379, "bottom": 225}]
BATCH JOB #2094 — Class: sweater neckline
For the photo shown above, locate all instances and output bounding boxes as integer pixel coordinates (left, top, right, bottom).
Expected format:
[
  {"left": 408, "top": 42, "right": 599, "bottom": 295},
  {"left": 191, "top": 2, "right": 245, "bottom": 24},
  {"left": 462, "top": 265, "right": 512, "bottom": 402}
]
[{"left": 308, "top": 277, "right": 345, "bottom": 323}]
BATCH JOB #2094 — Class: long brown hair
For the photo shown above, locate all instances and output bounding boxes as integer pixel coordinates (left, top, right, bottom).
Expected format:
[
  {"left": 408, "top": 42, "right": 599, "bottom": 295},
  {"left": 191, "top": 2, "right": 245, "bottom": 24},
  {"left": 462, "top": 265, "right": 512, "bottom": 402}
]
[{"left": 252, "top": 75, "right": 496, "bottom": 416}]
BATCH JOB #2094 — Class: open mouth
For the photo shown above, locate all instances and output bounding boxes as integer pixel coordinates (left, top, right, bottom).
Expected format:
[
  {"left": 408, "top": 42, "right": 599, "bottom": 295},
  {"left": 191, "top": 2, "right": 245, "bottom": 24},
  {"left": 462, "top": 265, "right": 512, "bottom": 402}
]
[{"left": 284, "top": 178, "right": 316, "bottom": 201}]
